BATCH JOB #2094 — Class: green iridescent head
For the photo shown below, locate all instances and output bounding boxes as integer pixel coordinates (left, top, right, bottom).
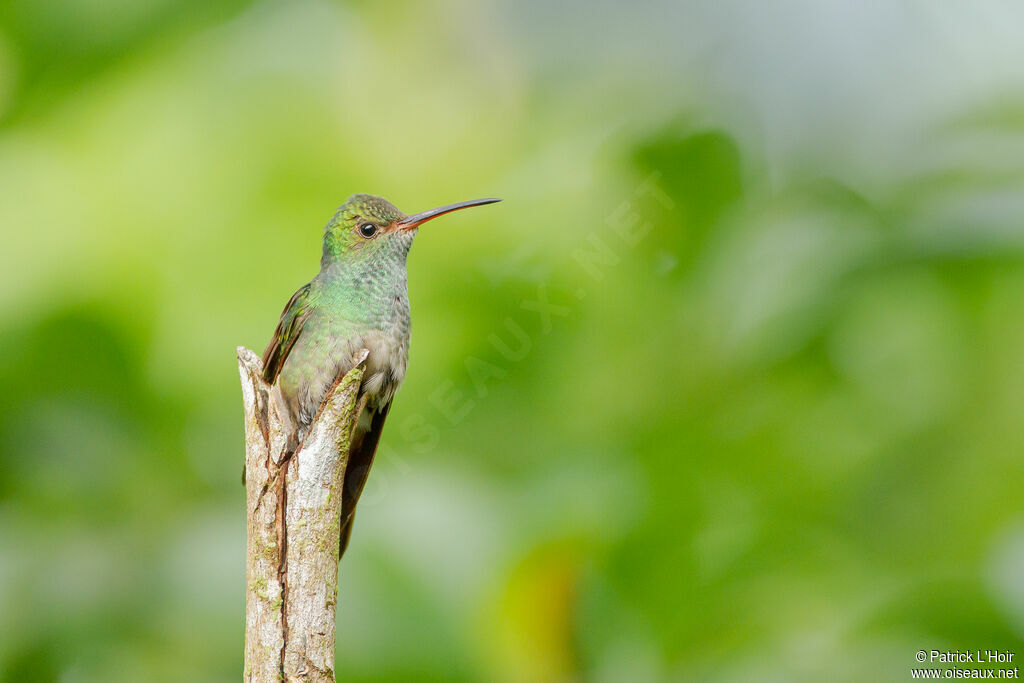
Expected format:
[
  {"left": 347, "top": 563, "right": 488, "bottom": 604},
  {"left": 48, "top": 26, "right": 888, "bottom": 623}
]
[{"left": 320, "top": 193, "right": 501, "bottom": 268}]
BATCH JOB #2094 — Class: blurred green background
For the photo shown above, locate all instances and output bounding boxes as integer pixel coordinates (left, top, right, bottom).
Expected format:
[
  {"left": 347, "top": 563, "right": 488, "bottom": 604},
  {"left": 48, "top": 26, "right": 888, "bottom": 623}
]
[{"left": 2, "top": 2, "right": 1024, "bottom": 681}]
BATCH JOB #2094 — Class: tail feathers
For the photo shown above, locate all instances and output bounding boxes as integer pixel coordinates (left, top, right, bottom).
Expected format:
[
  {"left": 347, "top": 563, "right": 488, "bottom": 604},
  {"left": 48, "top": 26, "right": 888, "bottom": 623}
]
[
  {"left": 338, "top": 401, "right": 390, "bottom": 559},
  {"left": 338, "top": 509, "right": 356, "bottom": 559}
]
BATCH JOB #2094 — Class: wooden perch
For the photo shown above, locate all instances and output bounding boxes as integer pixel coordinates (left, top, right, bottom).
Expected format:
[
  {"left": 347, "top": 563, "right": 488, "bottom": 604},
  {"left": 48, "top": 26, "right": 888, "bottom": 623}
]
[{"left": 237, "top": 346, "right": 369, "bottom": 682}]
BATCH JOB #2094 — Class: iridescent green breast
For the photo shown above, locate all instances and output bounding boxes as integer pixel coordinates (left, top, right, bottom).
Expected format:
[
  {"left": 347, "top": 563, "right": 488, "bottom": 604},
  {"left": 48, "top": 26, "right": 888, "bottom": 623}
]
[{"left": 277, "top": 229, "right": 415, "bottom": 429}]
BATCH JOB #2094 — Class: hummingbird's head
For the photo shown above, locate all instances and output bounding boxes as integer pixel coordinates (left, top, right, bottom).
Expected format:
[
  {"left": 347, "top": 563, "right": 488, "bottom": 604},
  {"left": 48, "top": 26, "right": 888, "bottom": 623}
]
[{"left": 321, "top": 193, "right": 500, "bottom": 269}]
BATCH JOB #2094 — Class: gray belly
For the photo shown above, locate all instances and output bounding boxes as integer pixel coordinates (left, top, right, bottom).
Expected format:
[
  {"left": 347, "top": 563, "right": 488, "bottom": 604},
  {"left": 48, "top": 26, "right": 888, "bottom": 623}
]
[{"left": 278, "top": 328, "right": 409, "bottom": 436}]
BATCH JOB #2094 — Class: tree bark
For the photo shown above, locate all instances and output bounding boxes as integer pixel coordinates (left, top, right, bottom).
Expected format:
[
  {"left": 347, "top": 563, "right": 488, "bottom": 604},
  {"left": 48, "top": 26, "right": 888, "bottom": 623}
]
[{"left": 238, "top": 346, "right": 368, "bottom": 682}]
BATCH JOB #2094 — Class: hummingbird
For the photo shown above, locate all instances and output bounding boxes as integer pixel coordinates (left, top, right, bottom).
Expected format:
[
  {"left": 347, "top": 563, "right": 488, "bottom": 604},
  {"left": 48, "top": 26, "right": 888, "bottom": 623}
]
[{"left": 261, "top": 193, "right": 500, "bottom": 558}]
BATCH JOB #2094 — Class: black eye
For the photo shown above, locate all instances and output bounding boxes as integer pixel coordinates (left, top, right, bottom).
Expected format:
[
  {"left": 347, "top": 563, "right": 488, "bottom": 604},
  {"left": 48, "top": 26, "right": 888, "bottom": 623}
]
[{"left": 358, "top": 223, "right": 379, "bottom": 238}]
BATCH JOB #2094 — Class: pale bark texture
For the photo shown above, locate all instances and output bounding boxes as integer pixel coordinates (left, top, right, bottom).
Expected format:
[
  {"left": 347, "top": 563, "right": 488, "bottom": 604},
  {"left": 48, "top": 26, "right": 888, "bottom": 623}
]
[{"left": 238, "top": 346, "right": 369, "bottom": 682}]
